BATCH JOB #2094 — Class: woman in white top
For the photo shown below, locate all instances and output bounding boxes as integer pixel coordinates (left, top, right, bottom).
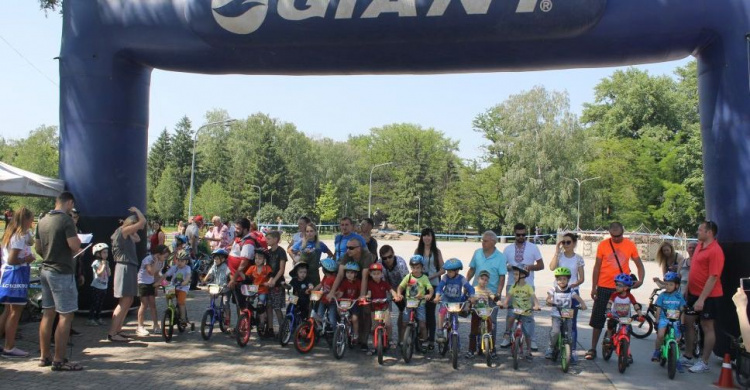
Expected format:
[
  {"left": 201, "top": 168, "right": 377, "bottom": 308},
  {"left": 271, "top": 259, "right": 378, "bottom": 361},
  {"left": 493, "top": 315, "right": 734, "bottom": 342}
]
[
  {"left": 549, "top": 232, "right": 585, "bottom": 363},
  {"left": 0, "top": 207, "right": 35, "bottom": 358}
]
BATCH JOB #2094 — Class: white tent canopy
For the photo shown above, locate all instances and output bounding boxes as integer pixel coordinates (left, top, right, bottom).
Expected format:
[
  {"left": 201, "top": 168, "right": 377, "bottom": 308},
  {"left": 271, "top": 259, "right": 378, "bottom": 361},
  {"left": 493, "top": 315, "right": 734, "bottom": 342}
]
[{"left": 0, "top": 161, "right": 64, "bottom": 198}]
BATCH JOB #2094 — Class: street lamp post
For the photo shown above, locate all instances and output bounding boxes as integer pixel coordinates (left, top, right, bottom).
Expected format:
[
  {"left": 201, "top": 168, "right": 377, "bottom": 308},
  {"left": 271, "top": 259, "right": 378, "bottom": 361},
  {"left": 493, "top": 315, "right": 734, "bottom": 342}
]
[
  {"left": 251, "top": 185, "right": 261, "bottom": 225},
  {"left": 415, "top": 195, "right": 421, "bottom": 230},
  {"left": 188, "top": 119, "right": 236, "bottom": 217},
  {"left": 564, "top": 176, "right": 601, "bottom": 231},
  {"left": 368, "top": 162, "right": 393, "bottom": 218}
]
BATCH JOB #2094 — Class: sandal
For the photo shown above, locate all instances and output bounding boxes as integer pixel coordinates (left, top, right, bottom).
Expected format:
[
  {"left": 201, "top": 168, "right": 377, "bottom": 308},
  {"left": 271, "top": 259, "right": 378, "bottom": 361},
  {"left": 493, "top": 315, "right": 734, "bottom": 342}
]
[
  {"left": 39, "top": 357, "right": 68, "bottom": 367},
  {"left": 51, "top": 361, "right": 83, "bottom": 371},
  {"left": 108, "top": 334, "right": 130, "bottom": 342},
  {"left": 585, "top": 349, "right": 597, "bottom": 360}
]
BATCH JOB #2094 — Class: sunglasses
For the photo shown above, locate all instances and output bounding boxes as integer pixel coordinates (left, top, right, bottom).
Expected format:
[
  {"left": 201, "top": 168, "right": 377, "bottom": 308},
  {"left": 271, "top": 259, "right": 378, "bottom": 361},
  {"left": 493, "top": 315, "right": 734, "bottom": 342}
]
[
  {"left": 562, "top": 241, "right": 573, "bottom": 245},
  {"left": 381, "top": 255, "right": 394, "bottom": 260},
  {"left": 346, "top": 246, "right": 360, "bottom": 250},
  {"left": 515, "top": 233, "right": 527, "bottom": 237}
]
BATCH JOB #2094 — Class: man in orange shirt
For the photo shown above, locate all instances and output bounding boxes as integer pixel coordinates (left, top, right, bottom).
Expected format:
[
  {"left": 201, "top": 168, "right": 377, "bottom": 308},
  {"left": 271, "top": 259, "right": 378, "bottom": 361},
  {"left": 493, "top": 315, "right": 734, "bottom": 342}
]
[
  {"left": 585, "top": 222, "right": 645, "bottom": 360},
  {"left": 683, "top": 221, "right": 724, "bottom": 373}
]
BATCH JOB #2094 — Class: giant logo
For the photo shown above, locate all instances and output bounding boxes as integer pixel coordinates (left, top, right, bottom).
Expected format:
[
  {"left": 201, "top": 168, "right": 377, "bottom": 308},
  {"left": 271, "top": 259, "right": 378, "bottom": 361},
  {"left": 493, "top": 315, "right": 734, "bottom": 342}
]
[{"left": 211, "top": 0, "right": 548, "bottom": 35}]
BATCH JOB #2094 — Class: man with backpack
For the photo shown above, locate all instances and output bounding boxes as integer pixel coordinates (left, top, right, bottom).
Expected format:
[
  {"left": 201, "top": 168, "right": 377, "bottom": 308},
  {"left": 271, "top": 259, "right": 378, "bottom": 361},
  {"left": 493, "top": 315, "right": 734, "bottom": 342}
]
[{"left": 227, "top": 218, "right": 266, "bottom": 309}]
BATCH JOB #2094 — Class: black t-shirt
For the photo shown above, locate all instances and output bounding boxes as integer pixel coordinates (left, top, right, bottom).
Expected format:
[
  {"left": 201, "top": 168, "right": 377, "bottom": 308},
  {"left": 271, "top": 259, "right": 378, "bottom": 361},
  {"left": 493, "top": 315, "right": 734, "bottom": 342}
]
[
  {"left": 290, "top": 277, "right": 312, "bottom": 307},
  {"left": 267, "top": 246, "right": 288, "bottom": 286},
  {"left": 366, "top": 237, "right": 378, "bottom": 258}
]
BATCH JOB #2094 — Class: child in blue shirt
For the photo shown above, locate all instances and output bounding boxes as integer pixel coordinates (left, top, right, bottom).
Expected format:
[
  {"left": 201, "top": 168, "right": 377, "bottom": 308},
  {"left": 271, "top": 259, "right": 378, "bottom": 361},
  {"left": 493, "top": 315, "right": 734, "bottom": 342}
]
[
  {"left": 652, "top": 272, "right": 687, "bottom": 367},
  {"left": 433, "top": 258, "right": 475, "bottom": 343}
]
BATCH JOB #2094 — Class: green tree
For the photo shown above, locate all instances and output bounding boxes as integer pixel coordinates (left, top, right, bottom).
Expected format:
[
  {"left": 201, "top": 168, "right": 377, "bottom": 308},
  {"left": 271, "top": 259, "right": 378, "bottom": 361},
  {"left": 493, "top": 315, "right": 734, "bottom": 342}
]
[
  {"left": 170, "top": 116, "right": 195, "bottom": 205},
  {"left": 257, "top": 204, "right": 283, "bottom": 225},
  {"left": 153, "top": 165, "right": 183, "bottom": 223},
  {"left": 191, "top": 180, "right": 233, "bottom": 220},
  {"left": 147, "top": 128, "right": 171, "bottom": 218},
  {"left": 283, "top": 198, "right": 309, "bottom": 225},
  {"left": 316, "top": 182, "right": 341, "bottom": 223}
]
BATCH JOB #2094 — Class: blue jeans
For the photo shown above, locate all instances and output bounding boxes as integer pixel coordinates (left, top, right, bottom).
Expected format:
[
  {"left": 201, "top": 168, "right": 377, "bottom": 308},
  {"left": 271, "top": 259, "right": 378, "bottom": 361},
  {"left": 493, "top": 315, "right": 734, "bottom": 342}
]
[
  {"left": 316, "top": 301, "right": 336, "bottom": 329},
  {"left": 505, "top": 285, "right": 536, "bottom": 341}
]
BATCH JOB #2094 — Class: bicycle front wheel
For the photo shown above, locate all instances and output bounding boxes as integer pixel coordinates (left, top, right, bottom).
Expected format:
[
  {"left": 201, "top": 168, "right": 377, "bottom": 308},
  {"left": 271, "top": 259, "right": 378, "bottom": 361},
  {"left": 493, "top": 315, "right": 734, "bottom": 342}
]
[
  {"left": 561, "top": 343, "right": 571, "bottom": 373},
  {"left": 201, "top": 309, "right": 214, "bottom": 341},
  {"left": 451, "top": 333, "right": 459, "bottom": 370},
  {"left": 512, "top": 338, "right": 520, "bottom": 370},
  {"left": 618, "top": 339, "right": 630, "bottom": 374},
  {"left": 377, "top": 329, "right": 385, "bottom": 365},
  {"left": 236, "top": 312, "right": 251, "bottom": 347},
  {"left": 402, "top": 326, "right": 414, "bottom": 363},
  {"left": 483, "top": 335, "right": 493, "bottom": 367},
  {"left": 280, "top": 317, "right": 293, "bottom": 347},
  {"left": 162, "top": 309, "right": 173, "bottom": 342},
  {"left": 333, "top": 325, "right": 347, "bottom": 360},
  {"left": 293, "top": 321, "right": 315, "bottom": 354},
  {"left": 667, "top": 342, "right": 677, "bottom": 379}
]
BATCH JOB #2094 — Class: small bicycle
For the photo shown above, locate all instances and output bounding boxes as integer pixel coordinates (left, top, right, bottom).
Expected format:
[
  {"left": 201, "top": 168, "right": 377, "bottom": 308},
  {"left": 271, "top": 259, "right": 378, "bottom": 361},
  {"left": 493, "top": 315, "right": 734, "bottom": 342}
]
[
  {"left": 332, "top": 298, "right": 356, "bottom": 360},
  {"left": 603, "top": 314, "right": 635, "bottom": 374},
  {"left": 437, "top": 301, "right": 469, "bottom": 370},
  {"left": 549, "top": 304, "right": 577, "bottom": 373},
  {"left": 364, "top": 297, "right": 390, "bottom": 365},
  {"left": 401, "top": 297, "right": 425, "bottom": 364},
  {"left": 507, "top": 308, "right": 538, "bottom": 370},
  {"left": 200, "top": 284, "right": 231, "bottom": 341},
  {"left": 279, "top": 284, "right": 303, "bottom": 347},
  {"left": 293, "top": 290, "right": 335, "bottom": 354},
  {"left": 472, "top": 298, "right": 499, "bottom": 368},
  {"left": 235, "top": 284, "right": 267, "bottom": 348},
  {"left": 161, "top": 285, "right": 195, "bottom": 342},
  {"left": 658, "top": 308, "right": 682, "bottom": 379}
]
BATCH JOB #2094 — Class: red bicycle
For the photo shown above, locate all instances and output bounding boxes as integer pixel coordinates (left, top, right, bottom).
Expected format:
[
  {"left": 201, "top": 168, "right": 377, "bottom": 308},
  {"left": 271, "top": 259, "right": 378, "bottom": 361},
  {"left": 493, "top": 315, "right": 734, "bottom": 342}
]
[
  {"left": 235, "top": 284, "right": 268, "bottom": 347},
  {"left": 362, "top": 298, "right": 390, "bottom": 365},
  {"left": 603, "top": 313, "right": 637, "bottom": 373}
]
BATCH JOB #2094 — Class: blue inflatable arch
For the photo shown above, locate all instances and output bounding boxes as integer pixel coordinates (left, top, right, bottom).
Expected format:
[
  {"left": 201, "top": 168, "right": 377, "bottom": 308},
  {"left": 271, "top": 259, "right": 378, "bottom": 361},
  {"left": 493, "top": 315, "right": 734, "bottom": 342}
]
[{"left": 61, "top": 0, "right": 749, "bottom": 354}]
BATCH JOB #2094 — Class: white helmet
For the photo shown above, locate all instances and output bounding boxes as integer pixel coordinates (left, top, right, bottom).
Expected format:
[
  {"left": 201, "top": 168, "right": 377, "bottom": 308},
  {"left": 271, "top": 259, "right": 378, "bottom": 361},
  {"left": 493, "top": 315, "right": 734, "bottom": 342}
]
[{"left": 92, "top": 243, "right": 109, "bottom": 256}]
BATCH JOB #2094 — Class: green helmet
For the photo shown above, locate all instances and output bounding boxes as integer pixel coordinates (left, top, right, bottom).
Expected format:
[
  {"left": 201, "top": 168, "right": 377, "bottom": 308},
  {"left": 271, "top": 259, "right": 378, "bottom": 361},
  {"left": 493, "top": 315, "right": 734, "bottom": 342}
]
[{"left": 553, "top": 267, "right": 572, "bottom": 277}]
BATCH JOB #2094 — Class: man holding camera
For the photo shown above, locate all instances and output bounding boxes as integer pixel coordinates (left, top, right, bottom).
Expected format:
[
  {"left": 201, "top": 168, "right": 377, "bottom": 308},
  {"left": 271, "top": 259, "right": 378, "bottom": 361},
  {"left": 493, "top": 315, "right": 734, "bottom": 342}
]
[{"left": 682, "top": 220, "right": 724, "bottom": 373}]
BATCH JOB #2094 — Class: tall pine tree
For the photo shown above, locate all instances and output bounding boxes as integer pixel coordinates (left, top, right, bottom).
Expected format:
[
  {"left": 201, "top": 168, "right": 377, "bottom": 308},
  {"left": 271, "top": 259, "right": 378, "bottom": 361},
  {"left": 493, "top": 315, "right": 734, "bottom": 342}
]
[{"left": 170, "top": 116, "right": 195, "bottom": 209}]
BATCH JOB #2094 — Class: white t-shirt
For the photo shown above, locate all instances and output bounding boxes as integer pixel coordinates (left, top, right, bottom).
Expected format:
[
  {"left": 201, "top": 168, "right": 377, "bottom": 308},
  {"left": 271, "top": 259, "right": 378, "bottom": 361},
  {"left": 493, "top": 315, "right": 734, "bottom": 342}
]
[
  {"left": 138, "top": 254, "right": 158, "bottom": 285},
  {"left": 2, "top": 232, "right": 32, "bottom": 266},
  {"left": 556, "top": 252, "right": 585, "bottom": 286},
  {"left": 503, "top": 242, "right": 543, "bottom": 287}
]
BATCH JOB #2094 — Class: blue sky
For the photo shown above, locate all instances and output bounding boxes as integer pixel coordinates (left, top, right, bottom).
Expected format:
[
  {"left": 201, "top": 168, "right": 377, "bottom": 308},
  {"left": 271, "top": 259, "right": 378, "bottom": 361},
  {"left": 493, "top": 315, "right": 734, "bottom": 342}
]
[{"left": 0, "top": 1, "right": 691, "bottom": 160}]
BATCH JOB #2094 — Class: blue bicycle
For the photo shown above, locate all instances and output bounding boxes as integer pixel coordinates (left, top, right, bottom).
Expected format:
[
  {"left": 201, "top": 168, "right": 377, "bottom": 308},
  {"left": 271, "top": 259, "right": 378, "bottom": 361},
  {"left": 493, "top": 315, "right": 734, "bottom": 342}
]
[
  {"left": 279, "top": 284, "right": 304, "bottom": 347},
  {"left": 437, "top": 301, "right": 470, "bottom": 370},
  {"left": 200, "top": 284, "right": 231, "bottom": 341}
]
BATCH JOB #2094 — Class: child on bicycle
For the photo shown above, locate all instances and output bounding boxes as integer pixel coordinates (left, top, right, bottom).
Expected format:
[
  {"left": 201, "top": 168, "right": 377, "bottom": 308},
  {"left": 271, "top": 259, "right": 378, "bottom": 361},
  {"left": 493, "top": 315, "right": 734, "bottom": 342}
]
[
  {"left": 313, "top": 258, "right": 339, "bottom": 332},
  {"left": 336, "top": 262, "right": 362, "bottom": 344},
  {"left": 366, "top": 263, "right": 398, "bottom": 354},
  {"left": 499, "top": 266, "right": 540, "bottom": 360},
  {"left": 467, "top": 270, "right": 497, "bottom": 358},
  {"left": 89, "top": 243, "right": 111, "bottom": 326},
  {"left": 651, "top": 271, "right": 687, "bottom": 367},
  {"left": 605, "top": 273, "right": 644, "bottom": 363},
  {"left": 433, "top": 258, "right": 475, "bottom": 344},
  {"left": 162, "top": 249, "right": 192, "bottom": 324},
  {"left": 245, "top": 248, "right": 274, "bottom": 332},
  {"left": 395, "top": 255, "right": 434, "bottom": 348},
  {"left": 545, "top": 267, "right": 587, "bottom": 360},
  {"left": 289, "top": 261, "right": 313, "bottom": 319},
  {"left": 203, "top": 248, "right": 231, "bottom": 287}
]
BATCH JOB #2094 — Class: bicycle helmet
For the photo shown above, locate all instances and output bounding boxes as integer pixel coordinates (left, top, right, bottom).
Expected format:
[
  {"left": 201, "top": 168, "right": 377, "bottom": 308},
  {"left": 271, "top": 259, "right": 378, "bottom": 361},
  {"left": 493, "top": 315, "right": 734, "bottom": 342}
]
[
  {"left": 321, "top": 258, "right": 338, "bottom": 272},
  {"left": 443, "top": 258, "right": 463, "bottom": 271},
  {"left": 409, "top": 255, "right": 424, "bottom": 266},
  {"left": 553, "top": 267, "right": 572, "bottom": 277},
  {"left": 663, "top": 271, "right": 680, "bottom": 283},
  {"left": 512, "top": 265, "right": 529, "bottom": 277},
  {"left": 174, "top": 234, "right": 187, "bottom": 244},
  {"left": 614, "top": 273, "right": 633, "bottom": 287},
  {"left": 369, "top": 263, "right": 384, "bottom": 271},
  {"left": 92, "top": 243, "right": 109, "bottom": 256},
  {"left": 211, "top": 248, "right": 229, "bottom": 257},
  {"left": 344, "top": 262, "right": 360, "bottom": 272},
  {"left": 176, "top": 249, "right": 191, "bottom": 261}
]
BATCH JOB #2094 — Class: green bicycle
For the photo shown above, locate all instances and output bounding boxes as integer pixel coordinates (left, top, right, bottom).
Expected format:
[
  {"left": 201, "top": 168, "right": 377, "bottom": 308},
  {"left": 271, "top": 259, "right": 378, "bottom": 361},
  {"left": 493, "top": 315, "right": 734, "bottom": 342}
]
[
  {"left": 161, "top": 285, "right": 194, "bottom": 342},
  {"left": 658, "top": 310, "right": 682, "bottom": 379},
  {"left": 550, "top": 304, "right": 578, "bottom": 373}
]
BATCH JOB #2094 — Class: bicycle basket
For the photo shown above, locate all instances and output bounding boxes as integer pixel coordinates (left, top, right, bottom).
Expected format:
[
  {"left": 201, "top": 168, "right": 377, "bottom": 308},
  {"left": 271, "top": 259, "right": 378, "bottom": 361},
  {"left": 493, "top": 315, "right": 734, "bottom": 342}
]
[
  {"left": 164, "top": 285, "right": 176, "bottom": 297},
  {"left": 406, "top": 299, "right": 419, "bottom": 308},
  {"left": 288, "top": 295, "right": 299, "bottom": 305},
  {"left": 338, "top": 300, "right": 353, "bottom": 311},
  {"left": 476, "top": 307, "right": 490, "bottom": 318},
  {"left": 310, "top": 291, "right": 323, "bottom": 302},
  {"left": 373, "top": 310, "right": 387, "bottom": 321},
  {"left": 208, "top": 284, "right": 221, "bottom": 295},
  {"left": 241, "top": 284, "right": 258, "bottom": 296},
  {"left": 513, "top": 308, "right": 525, "bottom": 315},
  {"left": 447, "top": 303, "right": 463, "bottom": 313},
  {"left": 666, "top": 309, "right": 680, "bottom": 320},
  {"left": 618, "top": 317, "right": 633, "bottom": 325},
  {"left": 560, "top": 308, "right": 574, "bottom": 319}
]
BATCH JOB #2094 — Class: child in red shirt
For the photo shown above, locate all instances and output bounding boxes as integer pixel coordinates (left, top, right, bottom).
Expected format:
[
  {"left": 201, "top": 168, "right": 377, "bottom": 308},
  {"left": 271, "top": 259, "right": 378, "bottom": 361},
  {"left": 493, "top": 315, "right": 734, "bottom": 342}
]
[
  {"left": 337, "top": 262, "right": 361, "bottom": 343},
  {"left": 366, "top": 263, "right": 398, "bottom": 353},
  {"left": 313, "top": 258, "right": 339, "bottom": 332}
]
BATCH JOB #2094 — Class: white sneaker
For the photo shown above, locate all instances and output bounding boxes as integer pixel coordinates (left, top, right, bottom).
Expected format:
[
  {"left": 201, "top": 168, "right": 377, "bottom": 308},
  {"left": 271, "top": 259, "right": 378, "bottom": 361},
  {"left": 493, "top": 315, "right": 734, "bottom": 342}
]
[
  {"left": 135, "top": 327, "right": 150, "bottom": 337},
  {"left": 500, "top": 337, "right": 511, "bottom": 348},
  {"left": 152, "top": 326, "right": 161, "bottom": 334},
  {"left": 689, "top": 360, "right": 710, "bottom": 373},
  {"left": 531, "top": 340, "right": 539, "bottom": 351},
  {"left": 678, "top": 356, "right": 694, "bottom": 367}
]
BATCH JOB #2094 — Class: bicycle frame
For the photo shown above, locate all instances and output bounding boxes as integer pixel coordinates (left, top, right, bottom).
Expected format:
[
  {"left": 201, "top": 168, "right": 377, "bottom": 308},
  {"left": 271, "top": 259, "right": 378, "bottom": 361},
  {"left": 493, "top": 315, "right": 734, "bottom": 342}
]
[
  {"left": 473, "top": 304, "right": 499, "bottom": 357},
  {"left": 368, "top": 299, "right": 390, "bottom": 348},
  {"left": 614, "top": 321, "right": 631, "bottom": 357},
  {"left": 662, "top": 321, "right": 679, "bottom": 358}
]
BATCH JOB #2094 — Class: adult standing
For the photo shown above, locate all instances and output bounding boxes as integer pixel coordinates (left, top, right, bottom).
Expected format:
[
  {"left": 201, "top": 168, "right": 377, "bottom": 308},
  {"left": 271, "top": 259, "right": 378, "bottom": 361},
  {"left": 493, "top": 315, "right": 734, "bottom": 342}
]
[
  {"left": 333, "top": 217, "right": 366, "bottom": 261},
  {"left": 377, "top": 245, "right": 409, "bottom": 343},
  {"left": 683, "top": 221, "right": 724, "bottom": 373},
  {"left": 501, "top": 223, "right": 544, "bottom": 351},
  {"left": 414, "top": 227, "right": 445, "bottom": 351},
  {"left": 185, "top": 215, "right": 204, "bottom": 290},
  {"left": 0, "top": 207, "right": 35, "bottom": 358},
  {"left": 586, "top": 222, "right": 645, "bottom": 360},
  {"left": 149, "top": 220, "right": 165, "bottom": 250},
  {"left": 225, "top": 221, "right": 235, "bottom": 242},
  {"left": 290, "top": 222, "right": 333, "bottom": 286},
  {"left": 107, "top": 206, "right": 147, "bottom": 342},
  {"left": 35, "top": 191, "right": 82, "bottom": 371},
  {"left": 328, "top": 237, "right": 374, "bottom": 352},
  {"left": 227, "top": 218, "right": 255, "bottom": 309},
  {"left": 549, "top": 232, "right": 586, "bottom": 362},
  {"left": 679, "top": 241, "right": 698, "bottom": 297},
  {"left": 206, "top": 216, "right": 229, "bottom": 251},
  {"left": 287, "top": 216, "right": 311, "bottom": 261},
  {"left": 465, "top": 230, "right": 507, "bottom": 358},
  {"left": 360, "top": 218, "right": 378, "bottom": 257}
]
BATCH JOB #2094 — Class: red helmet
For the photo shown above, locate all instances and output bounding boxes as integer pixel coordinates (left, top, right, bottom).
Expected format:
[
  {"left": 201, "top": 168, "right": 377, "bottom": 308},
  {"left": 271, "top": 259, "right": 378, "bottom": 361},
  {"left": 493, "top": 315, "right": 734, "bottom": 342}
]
[{"left": 369, "top": 263, "right": 384, "bottom": 271}]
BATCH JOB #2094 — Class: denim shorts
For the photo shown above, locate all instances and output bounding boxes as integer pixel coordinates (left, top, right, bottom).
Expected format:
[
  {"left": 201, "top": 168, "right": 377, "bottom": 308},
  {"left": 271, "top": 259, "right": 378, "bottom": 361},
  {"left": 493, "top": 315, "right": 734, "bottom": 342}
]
[
  {"left": 40, "top": 269, "right": 78, "bottom": 314},
  {"left": 657, "top": 318, "right": 682, "bottom": 338},
  {"left": 402, "top": 305, "right": 426, "bottom": 322}
]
